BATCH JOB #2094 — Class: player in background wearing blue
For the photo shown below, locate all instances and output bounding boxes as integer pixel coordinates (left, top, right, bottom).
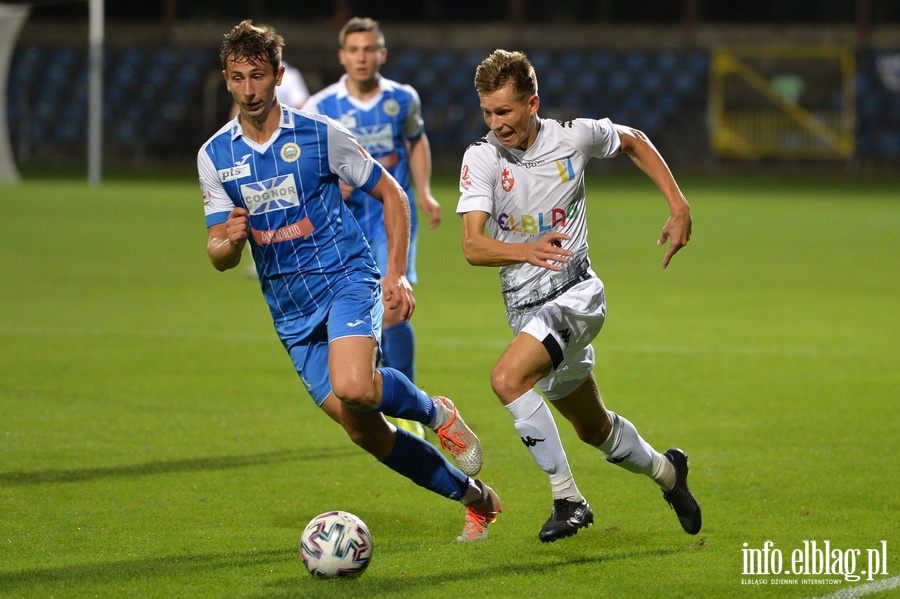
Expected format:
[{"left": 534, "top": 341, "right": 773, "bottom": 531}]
[
  {"left": 199, "top": 20, "right": 500, "bottom": 542},
  {"left": 303, "top": 18, "right": 441, "bottom": 439},
  {"left": 457, "top": 50, "right": 700, "bottom": 543}
]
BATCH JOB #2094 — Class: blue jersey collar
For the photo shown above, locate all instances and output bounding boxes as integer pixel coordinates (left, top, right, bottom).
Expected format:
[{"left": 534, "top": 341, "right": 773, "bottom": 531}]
[{"left": 230, "top": 104, "right": 294, "bottom": 141}]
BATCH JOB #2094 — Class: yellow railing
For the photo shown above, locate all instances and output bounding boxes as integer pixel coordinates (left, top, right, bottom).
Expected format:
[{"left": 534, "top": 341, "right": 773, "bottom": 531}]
[{"left": 710, "top": 44, "right": 856, "bottom": 159}]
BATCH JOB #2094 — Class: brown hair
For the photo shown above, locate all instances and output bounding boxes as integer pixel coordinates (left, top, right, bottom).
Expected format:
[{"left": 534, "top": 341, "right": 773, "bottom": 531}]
[
  {"left": 219, "top": 19, "right": 283, "bottom": 72},
  {"left": 474, "top": 49, "right": 538, "bottom": 101},
  {"left": 338, "top": 17, "right": 385, "bottom": 49}
]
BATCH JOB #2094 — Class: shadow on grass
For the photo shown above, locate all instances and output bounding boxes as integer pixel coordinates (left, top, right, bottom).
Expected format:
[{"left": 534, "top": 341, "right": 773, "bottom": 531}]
[
  {"left": 261, "top": 548, "right": 682, "bottom": 597},
  {"left": 0, "top": 538, "right": 681, "bottom": 595},
  {"left": 0, "top": 548, "right": 294, "bottom": 592},
  {"left": 0, "top": 447, "right": 359, "bottom": 486}
]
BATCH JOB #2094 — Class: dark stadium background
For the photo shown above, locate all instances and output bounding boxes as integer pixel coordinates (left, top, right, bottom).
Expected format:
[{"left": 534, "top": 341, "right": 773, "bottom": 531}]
[
  {"left": 6, "top": 0, "right": 900, "bottom": 174},
  {"left": 23, "top": 1, "right": 900, "bottom": 24}
]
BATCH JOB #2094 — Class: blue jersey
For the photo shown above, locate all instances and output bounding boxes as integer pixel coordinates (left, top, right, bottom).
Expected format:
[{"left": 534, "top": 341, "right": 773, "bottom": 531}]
[
  {"left": 304, "top": 74, "right": 424, "bottom": 243},
  {"left": 198, "top": 105, "right": 385, "bottom": 336}
]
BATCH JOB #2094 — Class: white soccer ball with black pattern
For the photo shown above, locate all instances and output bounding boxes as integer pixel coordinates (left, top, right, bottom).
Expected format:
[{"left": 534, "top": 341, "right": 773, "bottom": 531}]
[{"left": 298, "top": 510, "right": 374, "bottom": 578}]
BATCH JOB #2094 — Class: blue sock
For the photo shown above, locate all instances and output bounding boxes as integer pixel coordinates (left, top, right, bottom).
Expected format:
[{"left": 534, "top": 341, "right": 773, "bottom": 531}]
[
  {"left": 378, "top": 367, "right": 436, "bottom": 423},
  {"left": 382, "top": 322, "right": 415, "bottom": 382},
  {"left": 380, "top": 428, "right": 469, "bottom": 500}
]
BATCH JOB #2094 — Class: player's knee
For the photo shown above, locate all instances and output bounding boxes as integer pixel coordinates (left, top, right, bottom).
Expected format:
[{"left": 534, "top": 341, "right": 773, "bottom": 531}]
[
  {"left": 490, "top": 362, "right": 526, "bottom": 404},
  {"left": 331, "top": 378, "right": 379, "bottom": 410}
]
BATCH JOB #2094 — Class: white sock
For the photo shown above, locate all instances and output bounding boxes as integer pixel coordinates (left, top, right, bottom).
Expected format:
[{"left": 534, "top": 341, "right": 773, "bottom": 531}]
[
  {"left": 506, "top": 389, "right": 582, "bottom": 501},
  {"left": 427, "top": 397, "right": 450, "bottom": 429},
  {"left": 549, "top": 473, "right": 581, "bottom": 502},
  {"left": 652, "top": 453, "right": 676, "bottom": 492},
  {"left": 597, "top": 411, "right": 673, "bottom": 489}
]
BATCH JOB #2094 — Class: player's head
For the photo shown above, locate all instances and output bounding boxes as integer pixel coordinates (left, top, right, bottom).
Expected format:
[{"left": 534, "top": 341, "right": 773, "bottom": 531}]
[
  {"left": 475, "top": 50, "right": 540, "bottom": 151},
  {"left": 220, "top": 20, "right": 285, "bottom": 120},
  {"left": 220, "top": 19, "right": 283, "bottom": 74},
  {"left": 475, "top": 50, "right": 538, "bottom": 101},
  {"left": 338, "top": 17, "right": 387, "bottom": 85}
]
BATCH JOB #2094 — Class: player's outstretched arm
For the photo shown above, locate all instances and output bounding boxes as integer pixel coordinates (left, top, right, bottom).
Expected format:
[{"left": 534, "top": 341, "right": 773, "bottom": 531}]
[
  {"left": 614, "top": 124, "right": 692, "bottom": 268},
  {"left": 207, "top": 207, "right": 248, "bottom": 271},
  {"left": 461, "top": 210, "right": 573, "bottom": 271}
]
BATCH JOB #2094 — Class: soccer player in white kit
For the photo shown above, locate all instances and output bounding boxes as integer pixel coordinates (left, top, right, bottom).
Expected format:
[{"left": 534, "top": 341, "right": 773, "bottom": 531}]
[
  {"left": 200, "top": 20, "right": 501, "bottom": 543},
  {"left": 457, "top": 49, "right": 701, "bottom": 542}
]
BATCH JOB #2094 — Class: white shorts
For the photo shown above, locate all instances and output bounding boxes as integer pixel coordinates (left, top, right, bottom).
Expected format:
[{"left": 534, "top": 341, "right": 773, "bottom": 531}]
[{"left": 507, "top": 275, "right": 606, "bottom": 401}]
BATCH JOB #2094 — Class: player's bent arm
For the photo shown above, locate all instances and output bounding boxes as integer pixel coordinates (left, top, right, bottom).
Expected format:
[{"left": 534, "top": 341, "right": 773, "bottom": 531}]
[
  {"left": 206, "top": 211, "right": 247, "bottom": 271},
  {"left": 461, "top": 210, "right": 572, "bottom": 271},
  {"left": 207, "top": 225, "right": 242, "bottom": 271},
  {"left": 461, "top": 210, "right": 512, "bottom": 266}
]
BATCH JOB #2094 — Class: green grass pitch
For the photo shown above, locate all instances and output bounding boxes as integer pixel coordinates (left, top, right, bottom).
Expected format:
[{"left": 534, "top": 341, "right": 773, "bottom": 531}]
[{"left": 0, "top": 170, "right": 897, "bottom": 598}]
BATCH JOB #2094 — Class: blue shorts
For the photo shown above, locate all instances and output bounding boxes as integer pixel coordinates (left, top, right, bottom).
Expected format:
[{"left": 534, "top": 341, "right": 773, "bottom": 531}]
[{"left": 277, "top": 280, "right": 384, "bottom": 406}]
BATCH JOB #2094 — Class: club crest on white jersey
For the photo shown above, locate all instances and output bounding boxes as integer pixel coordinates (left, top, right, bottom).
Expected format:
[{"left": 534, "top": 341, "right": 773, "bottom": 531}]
[{"left": 241, "top": 174, "right": 300, "bottom": 215}]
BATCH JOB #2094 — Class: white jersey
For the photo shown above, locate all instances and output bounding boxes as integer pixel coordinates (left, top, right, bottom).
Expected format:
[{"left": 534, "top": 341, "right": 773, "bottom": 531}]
[
  {"left": 456, "top": 117, "right": 620, "bottom": 311},
  {"left": 276, "top": 61, "right": 310, "bottom": 108}
]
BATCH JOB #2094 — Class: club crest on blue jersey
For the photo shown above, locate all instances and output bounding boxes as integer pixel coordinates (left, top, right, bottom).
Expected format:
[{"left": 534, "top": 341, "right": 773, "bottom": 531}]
[
  {"left": 241, "top": 174, "right": 300, "bottom": 215},
  {"left": 383, "top": 99, "right": 400, "bottom": 116},
  {"left": 280, "top": 143, "right": 301, "bottom": 162}
]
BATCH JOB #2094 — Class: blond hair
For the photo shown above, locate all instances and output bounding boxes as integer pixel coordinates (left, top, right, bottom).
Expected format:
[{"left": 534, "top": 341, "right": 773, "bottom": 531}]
[{"left": 474, "top": 49, "right": 538, "bottom": 101}]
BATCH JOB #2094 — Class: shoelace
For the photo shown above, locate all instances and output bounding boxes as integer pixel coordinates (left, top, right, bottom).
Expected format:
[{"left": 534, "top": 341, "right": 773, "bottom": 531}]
[
  {"left": 437, "top": 413, "right": 467, "bottom": 453},
  {"left": 461, "top": 509, "right": 489, "bottom": 537}
]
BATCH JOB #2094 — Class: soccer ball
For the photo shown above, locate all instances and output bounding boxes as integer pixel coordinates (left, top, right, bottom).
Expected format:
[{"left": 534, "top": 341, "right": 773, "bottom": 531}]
[{"left": 298, "top": 511, "right": 373, "bottom": 578}]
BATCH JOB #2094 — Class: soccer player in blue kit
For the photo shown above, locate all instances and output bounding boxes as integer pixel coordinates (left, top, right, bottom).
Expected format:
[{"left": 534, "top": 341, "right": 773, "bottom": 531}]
[
  {"left": 304, "top": 18, "right": 441, "bottom": 437},
  {"left": 198, "top": 20, "right": 500, "bottom": 542}
]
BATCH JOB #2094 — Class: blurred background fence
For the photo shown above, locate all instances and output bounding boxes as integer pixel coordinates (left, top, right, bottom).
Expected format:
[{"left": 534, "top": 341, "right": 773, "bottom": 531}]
[{"left": 6, "top": 6, "right": 900, "bottom": 174}]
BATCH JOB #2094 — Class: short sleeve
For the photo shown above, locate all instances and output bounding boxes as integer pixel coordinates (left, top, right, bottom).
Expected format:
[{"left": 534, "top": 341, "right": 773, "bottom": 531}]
[
  {"left": 456, "top": 143, "right": 496, "bottom": 216},
  {"left": 198, "top": 146, "right": 235, "bottom": 227},
  {"left": 325, "top": 118, "right": 384, "bottom": 194}
]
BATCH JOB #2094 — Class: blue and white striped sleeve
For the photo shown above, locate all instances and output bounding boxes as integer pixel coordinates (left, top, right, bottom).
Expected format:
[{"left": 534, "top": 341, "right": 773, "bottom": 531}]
[{"left": 325, "top": 119, "right": 385, "bottom": 195}]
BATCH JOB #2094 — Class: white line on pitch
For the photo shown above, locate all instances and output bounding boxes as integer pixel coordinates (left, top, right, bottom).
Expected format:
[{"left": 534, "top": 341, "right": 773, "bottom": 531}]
[{"left": 806, "top": 576, "right": 900, "bottom": 599}]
